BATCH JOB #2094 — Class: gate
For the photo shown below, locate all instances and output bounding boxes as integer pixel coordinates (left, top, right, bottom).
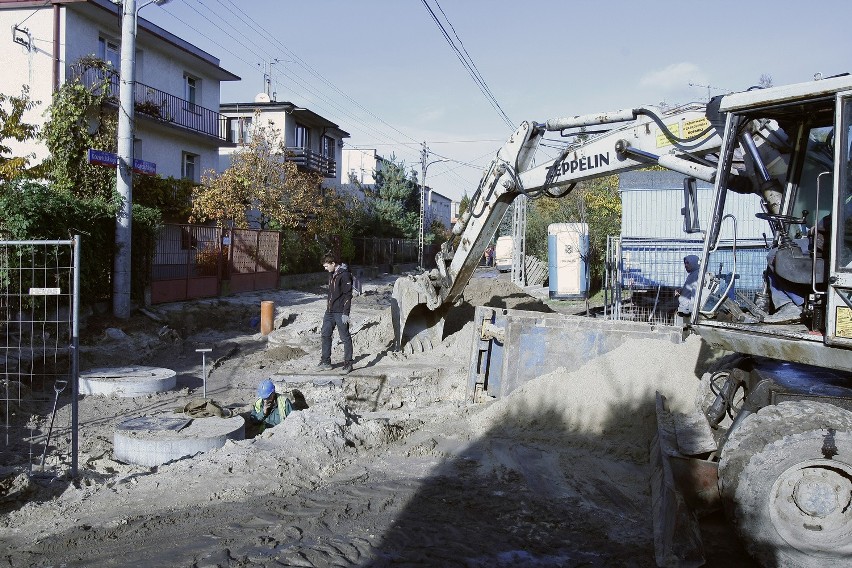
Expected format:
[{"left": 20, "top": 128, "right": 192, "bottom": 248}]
[
  {"left": 228, "top": 228, "right": 281, "bottom": 294},
  {"left": 604, "top": 236, "right": 767, "bottom": 325},
  {"left": 150, "top": 225, "right": 281, "bottom": 304},
  {"left": 1, "top": 237, "right": 80, "bottom": 478}
]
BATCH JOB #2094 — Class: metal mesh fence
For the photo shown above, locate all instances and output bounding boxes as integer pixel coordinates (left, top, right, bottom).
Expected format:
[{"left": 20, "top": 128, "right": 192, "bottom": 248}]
[
  {"left": 605, "top": 236, "right": 768, "bottom": 325},
  {"left": 351, "top": 237, "right": 437, "bottom": 268},
  {"left": 0, "top": 238, "right": 79, "bottom": 478}
]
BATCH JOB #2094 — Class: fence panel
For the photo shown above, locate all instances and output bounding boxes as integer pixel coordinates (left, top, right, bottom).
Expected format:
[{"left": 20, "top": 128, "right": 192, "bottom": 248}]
[
  {"left": 604, "top": 237, "right": 768, "bottom": 325},
  {"left": 229, "top": 229, "right": 281, "bottom": 294},
  {"left": 1, "top": 238, "right": 79, "bottom": 479},
  {"left": 150, "top": 225, "right": 221, "bottom": 303}
]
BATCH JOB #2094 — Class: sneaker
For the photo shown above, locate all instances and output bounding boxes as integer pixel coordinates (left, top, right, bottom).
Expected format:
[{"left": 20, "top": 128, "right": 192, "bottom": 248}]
[
  {"left": 341, "top": 362, "right": 353, "bottom": 374},
  {"left": 316, "top": 361, "right": 332, "bottom": 371}
]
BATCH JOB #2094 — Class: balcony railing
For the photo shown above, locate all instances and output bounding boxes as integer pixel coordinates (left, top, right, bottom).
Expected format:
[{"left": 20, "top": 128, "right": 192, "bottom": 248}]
[
  {"left": 283, "top": 147, "right": 337, "bottom": 178},
  {"left": 78, "top": 68, "right": 228, "bottom": 142}
]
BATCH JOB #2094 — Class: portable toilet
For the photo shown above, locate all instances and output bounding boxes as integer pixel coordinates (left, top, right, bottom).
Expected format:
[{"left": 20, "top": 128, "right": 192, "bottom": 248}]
[
  {"left": 548, "top": 223, "right": 589, "bottom": 299},
  {"left": 494, "top": 236, "right": 513, "bottom": 272}
]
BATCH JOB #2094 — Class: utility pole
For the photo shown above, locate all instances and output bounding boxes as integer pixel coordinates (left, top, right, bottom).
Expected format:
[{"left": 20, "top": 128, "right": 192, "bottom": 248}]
[
  {"left": 113, "top": 0, "right": 138, "bottom": 319},
  {"left": 114, "top": 0, "right": 171, "bottom": 318},
  {"left": 419, "top": 142, "right": 427, "bottom": 270}
]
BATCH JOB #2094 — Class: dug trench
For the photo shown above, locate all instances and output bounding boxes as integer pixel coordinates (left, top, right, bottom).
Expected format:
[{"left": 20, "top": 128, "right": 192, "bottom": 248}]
[{"left": 0, "top": 271, "right": 756, "bottom": 567}]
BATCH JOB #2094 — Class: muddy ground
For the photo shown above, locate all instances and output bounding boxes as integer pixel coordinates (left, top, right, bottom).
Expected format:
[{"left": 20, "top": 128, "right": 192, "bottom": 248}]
[{"left": 0, "top": 268, "right": 756, "bottom": 567}]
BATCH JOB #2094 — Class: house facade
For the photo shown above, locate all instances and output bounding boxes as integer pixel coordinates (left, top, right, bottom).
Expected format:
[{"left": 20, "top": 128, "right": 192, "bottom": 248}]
[
  {"left": 342, "top": 147, "right": 380, "bottom": 185},
  {"left": 0, "top": 0, "right": 239, "bottom": 180},
  {"left": 219, "top": 95, "right": 349, "bottom": 187},
  {"left": 426, "top": 188, "right": 452, "bottom": 231}
]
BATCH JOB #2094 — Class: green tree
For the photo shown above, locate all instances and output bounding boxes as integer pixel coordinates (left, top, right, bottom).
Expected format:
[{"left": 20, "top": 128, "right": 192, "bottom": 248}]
[
  {"left": 191, "top": 119, "right": 325, "bottom": 230},
  {"left": 367, "top": 154, "right": 419, "bottom": 238},
  {"left": 0, "top": 86, "right": 40, "bottom": 182},
  {"left": 527, "top": 175, "right": 620, "bottom": 291}
]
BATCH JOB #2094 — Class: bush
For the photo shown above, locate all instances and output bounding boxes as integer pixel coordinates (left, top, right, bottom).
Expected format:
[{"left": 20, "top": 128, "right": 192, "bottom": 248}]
[{"left": 0, "top": 181, "right": 160, "bottom": 305}]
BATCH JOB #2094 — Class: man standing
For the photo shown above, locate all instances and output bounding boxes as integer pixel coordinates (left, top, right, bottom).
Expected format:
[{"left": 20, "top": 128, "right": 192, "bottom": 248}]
[{"left": 319, "top": 253, "right": 353, "bottom": 374}]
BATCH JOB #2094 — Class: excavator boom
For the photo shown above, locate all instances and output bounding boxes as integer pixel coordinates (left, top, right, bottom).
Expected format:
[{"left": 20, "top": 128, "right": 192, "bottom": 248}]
[{"left": 393, "top": 102, "right": 725, "bottom": 351}]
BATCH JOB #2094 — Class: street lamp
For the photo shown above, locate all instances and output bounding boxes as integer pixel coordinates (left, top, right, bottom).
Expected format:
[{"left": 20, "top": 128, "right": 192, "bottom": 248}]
[
  {"left": 419, "top": 150, "right": 449, "bottom": 269},
  {"left": 113, "top": 0, "right": 172, "bottom": 318}
]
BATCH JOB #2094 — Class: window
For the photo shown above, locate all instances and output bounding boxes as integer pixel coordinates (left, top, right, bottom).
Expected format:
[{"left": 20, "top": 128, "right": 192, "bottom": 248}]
[
  {"left": 228, "top": 116, "right": 253, "bottom": 145},
  {"left": 294, "top": 124, "right": 310, "bottom": 149},
  {"left": 840, "top": 97, "right": 852, "bottom": 268},
  {"left": 321, "top": 135, "right": 335, "bottom": 158},
  {"left": 98, "top": 37, "right": 120, "bottom": 68},
  {"left": 184, "top": 75, "right": 200, "bottom": 112},
  {"left": 182, "top": 152, "right": 198, "bottom": 182}
]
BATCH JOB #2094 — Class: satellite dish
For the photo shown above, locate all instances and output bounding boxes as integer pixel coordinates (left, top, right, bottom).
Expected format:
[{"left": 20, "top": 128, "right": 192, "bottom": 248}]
[{"left": 254, "top": 93, "right": 271, "bottom": 103}]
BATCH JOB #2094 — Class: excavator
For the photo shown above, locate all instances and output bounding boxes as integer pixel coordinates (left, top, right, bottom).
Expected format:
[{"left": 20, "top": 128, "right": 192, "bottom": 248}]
[{"left": 391, "top": 74, "right": 852, "bottom": 568}]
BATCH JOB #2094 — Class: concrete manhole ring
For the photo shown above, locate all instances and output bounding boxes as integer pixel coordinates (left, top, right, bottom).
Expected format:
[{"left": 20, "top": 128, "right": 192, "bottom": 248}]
[{"left": 80, "top": 366, "right": 177, "bottom": 397}]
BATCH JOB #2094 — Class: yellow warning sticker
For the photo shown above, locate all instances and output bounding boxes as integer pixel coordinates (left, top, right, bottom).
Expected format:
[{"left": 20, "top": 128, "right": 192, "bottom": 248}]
[
  {"left": 656, "top": 123, "right": 681, "bottom": 148},
  {"left": 683, "top": 117, "right": 711, "bottom": 138},
  {"left": 835, "top": 306, "right": 852, "bottom": 338}
]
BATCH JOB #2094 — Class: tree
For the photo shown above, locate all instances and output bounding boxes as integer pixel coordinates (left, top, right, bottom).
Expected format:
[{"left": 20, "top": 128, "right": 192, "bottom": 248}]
[
  {"left": 0, "top": 86, "right": 40, "bottom": 182},
  {"left": 41, "top": 57, "right": 118, "bottom": 199},
  {"left": 367, "top": 154, "right": 419, "bottom": 238},
  {"left": 190, "top": 119, "right": 325, "bottom": 230},
  {"left": 527, "top": 174, "right": 621, "bottom": 291}
]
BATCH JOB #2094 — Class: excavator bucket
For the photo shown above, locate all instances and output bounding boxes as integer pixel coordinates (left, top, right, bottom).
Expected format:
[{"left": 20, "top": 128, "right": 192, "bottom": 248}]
[{"left": 391, "top": 275, "right": 447, "bottom": 353}]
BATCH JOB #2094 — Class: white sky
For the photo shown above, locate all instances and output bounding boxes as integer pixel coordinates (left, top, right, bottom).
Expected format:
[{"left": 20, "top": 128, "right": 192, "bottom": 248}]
[{"left": 144, "top": 0, "right": 852, "bottom": 202}]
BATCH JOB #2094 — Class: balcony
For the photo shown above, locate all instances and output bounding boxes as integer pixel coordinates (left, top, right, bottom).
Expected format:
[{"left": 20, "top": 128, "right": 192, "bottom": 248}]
[
  {"left": 78, "top": 68, "right": 228, "bottom": 142},
  {"left": 283, "top": 147, "right": 337, "bottom": 178}
]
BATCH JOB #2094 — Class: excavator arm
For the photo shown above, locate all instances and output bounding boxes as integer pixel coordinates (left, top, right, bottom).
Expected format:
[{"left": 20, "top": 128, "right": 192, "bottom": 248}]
[{"left": 392, "top": 102, "right": 726, "bottom": 352}]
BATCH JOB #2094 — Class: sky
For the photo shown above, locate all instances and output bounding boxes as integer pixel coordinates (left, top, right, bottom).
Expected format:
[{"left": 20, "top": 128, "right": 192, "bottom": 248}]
[{"left": 143, "top": 0, "right": 852, "bottom": 202}]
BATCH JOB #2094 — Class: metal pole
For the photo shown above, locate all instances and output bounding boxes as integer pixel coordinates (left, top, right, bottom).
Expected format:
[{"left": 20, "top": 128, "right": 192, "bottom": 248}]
[
  {"left": 419, "top": 142, "right": 427, "bottom": 269},
  {"left": 71, "top": 234, "right": 80, "bottom": 477},
  {"left": 113, "top": 0, "right": 138, "bottom": 319},
  {"left": 196, "top": 348, "right": 212, "bottom": 399}
]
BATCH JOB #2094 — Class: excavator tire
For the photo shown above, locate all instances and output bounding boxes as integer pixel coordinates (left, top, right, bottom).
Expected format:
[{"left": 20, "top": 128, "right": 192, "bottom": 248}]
[{"left": 718, "top": 401, "right": 852, "bottom": 567}]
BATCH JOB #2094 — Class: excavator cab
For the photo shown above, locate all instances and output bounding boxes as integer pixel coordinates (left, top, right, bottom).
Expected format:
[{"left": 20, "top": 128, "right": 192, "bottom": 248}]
[{"left": 679, "top": 88, "right": 852, "bottom": 364}]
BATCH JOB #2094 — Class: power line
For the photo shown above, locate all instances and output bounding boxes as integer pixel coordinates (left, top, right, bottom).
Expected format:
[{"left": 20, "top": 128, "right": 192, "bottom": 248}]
[
  {"left": 420, "top": 0, "right": 514, "bottom": 128},
  {"left": 157, "top": 0, "right": 491, "bottom": 198}
]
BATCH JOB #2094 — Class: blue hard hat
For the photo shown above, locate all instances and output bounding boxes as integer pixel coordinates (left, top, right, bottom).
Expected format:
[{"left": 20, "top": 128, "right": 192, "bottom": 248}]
[{"left": 257, "top": 379, "right": 275, "bottom": 399}]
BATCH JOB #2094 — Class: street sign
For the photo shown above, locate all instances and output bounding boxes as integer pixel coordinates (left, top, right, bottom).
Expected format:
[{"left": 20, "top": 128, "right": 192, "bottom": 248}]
[{"left": 87, "top": 149, "right": 157, "bottom": 176}]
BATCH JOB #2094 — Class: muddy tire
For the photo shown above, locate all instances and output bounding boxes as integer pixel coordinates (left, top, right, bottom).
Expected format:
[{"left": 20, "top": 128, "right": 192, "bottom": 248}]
[{"left": 718, "top": 401, "right": 852, "bottom": 567}]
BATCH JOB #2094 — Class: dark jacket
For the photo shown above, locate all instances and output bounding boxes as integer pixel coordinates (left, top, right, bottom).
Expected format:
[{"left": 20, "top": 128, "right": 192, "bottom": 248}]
[{"left": 327, "top": 265, "right": 353, "bottom": 314}]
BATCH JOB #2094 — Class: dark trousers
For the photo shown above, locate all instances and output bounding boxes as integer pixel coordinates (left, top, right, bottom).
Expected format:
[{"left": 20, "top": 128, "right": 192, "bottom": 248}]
[{"left": 321, "top": 311, "right": 352, "bottom": 364}]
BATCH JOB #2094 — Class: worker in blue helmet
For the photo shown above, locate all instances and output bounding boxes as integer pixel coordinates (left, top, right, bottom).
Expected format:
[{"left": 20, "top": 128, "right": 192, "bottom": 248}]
[{"left": 249, "top": 379, "right": 293, "bottom": 433}]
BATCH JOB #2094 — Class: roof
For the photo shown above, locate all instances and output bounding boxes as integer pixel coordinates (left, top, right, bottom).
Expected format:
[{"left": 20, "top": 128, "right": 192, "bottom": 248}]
[
  {"left": 220, "top": 100, "right": 350, "bottom": 139},
  {"left": 0, "top": 0, "right": 240, "bottom": 82},
  {"left": 720, "top": 73, "right": 852, "bottom": 112}
]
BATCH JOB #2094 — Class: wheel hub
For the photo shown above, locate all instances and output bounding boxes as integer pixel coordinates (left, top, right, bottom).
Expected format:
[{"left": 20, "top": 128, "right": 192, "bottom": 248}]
[
  {"left": 771, "top": 460, "right": 852, "bottom": 550},
  {"left": 791, "top": 469, "right": 846, "bottom": 518}
]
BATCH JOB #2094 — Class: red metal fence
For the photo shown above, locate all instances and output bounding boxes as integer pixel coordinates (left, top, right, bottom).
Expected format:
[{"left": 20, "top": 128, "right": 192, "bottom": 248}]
[
  {"left": 150, "top": 224, "right": 281, "bottom": 304},
  {"left": 150, "top": 226, "right": 430, "bottom": 304}
]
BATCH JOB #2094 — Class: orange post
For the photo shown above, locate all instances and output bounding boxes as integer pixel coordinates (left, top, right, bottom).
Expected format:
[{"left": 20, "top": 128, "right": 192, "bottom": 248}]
[{"left": 260, "top": 300, "right": 274, "bottom": 335}]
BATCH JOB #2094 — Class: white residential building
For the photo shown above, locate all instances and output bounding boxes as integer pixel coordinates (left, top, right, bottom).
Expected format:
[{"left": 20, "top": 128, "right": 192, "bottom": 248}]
[
  {"left": 426, "top": 188, "right": 452, "bottom": 231},
  {"left": 0, "top": 0, "right": 239, "bottom": 181},
  {"left": 219, "top": 95, "right": 349, "bottom": 188},
  {"left": 342, "top": 148, "right": 380, "bottom": 185}
]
